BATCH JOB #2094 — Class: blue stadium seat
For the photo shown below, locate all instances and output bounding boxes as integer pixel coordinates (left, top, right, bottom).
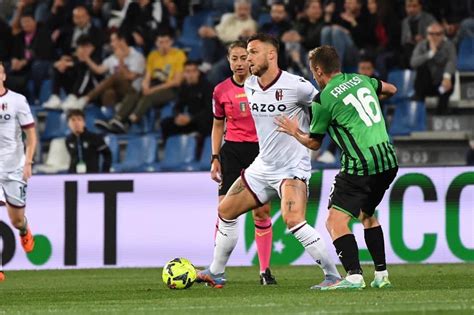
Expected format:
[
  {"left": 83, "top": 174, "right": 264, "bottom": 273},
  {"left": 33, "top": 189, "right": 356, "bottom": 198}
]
[
  {"left": 387, "top": 70, "right": 416, "bottom": 103},
  {"left": 41, "top": 110, "right": 69, "bottom": 140},
  {"left": 457, "top": 38, "right": 474, "bottom": 71},
  {"left": 38, "top": 79, "right": 52, "bottom": 107},
  {"left": 161, "top": 134, "right": 199, "bottom": 171},
  {"left": 199, "top": 136, "right": 212, "bottom": 171},
  {"left": 176, "top": 10, "right": 213, "bottom": 60},
  {"left": 389, "top": 100, "right": 426, "bottom": 136},
  {"left": 104, "top": 135, "right": 120, "bottom": 164},
  {"left": 84, "top": 106, "right": 106, "bottom": 134},
  {"left": 160, "top": 102, "right": 175, "bottom": 120},
  {"left": 257, "top": 13, "right": 271, "bottom": 26},
  {"left": 128, "top": 109, "right": 157, "bottom": 134},
  {"left": 112, "top": 135, "right": 158, "bottom": 172}
]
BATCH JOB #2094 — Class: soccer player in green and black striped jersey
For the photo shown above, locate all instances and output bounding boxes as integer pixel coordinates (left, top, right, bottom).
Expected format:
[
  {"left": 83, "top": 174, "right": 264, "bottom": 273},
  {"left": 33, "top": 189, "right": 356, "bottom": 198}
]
[{"left": 275, "top": 46, "right": 398, "bottom": 290}]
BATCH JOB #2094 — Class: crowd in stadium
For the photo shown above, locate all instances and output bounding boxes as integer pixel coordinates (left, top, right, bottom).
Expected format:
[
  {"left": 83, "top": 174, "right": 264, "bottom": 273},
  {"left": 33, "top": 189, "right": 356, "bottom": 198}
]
[{"left": 0, "top": 0, "right": 473, "bottom": 173}]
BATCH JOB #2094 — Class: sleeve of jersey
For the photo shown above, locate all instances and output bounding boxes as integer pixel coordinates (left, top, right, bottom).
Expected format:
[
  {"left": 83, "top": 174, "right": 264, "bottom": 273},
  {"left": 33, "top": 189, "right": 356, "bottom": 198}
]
[
  {"left": 309, "top": 101, "right": 331, "bottom": 137},
  {"left": 296, "top": 77, "right": 318, "bottom": 106},
  {"left": 370, "top": 77, "right": 383, "bottom": 96},
  {"left": 18, "top": 96, "right": 35, "bottom": 129},
  {"left": 212, "top": 89, "right": 225, "bottom": 120}
]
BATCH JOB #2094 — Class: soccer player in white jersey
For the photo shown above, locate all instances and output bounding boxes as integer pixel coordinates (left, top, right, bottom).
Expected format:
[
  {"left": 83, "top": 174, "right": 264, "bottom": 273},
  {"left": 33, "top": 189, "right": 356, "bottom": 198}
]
[
  {"left": 197, "top": 34, "right": 341, "bottom": 289},
  {"left": 0, "top": 61, "right": 37, "bottom": 282}
]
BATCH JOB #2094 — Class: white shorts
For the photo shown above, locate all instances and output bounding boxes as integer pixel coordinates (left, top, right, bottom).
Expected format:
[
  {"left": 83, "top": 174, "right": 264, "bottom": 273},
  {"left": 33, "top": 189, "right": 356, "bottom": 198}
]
[
  {"left": 241, "top": 159, "right": 311, "bottom": 205},
  {"left": 0, "top": 167, "right": 27, "bottom": 208}
]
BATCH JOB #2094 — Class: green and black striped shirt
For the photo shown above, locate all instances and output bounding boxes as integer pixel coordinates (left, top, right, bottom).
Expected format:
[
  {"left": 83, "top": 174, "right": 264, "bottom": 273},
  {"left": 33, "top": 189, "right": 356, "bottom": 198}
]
[{"left": 310, "top": 73, "right": 398, "bottom": 176}]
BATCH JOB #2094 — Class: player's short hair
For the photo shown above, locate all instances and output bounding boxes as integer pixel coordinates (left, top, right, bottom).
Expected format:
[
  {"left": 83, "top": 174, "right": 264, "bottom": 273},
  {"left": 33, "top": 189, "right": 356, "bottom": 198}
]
[
  {"left": 247, "top": 33, "right": 280, "bottom": 51},
  {"left": 227, "top": 40, "right": 247, "bottom": 55},
  {"left": 308, "top": 45, "right": 341, "bottom": 74},
  {"left": 67, "top": 109, "right": 85, "bottom": 120}
]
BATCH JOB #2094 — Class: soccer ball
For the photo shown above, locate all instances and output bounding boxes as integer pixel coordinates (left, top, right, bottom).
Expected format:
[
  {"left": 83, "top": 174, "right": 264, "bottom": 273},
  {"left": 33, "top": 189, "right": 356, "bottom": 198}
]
[{"left": 162, "top": 258, "right": 197, "bottom": 289}]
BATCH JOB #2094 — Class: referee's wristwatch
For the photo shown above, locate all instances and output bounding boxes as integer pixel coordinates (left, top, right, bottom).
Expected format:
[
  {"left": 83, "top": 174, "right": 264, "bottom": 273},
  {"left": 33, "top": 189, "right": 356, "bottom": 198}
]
[{"left": 211, "top": 154, "right": 220, "bottom": 163}]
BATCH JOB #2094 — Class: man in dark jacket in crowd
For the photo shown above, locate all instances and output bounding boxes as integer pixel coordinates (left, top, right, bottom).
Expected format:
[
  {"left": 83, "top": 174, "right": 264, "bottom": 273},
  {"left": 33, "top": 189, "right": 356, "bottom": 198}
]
[{"left": 160, "top": 61, "right": 212, "bottom": 142}]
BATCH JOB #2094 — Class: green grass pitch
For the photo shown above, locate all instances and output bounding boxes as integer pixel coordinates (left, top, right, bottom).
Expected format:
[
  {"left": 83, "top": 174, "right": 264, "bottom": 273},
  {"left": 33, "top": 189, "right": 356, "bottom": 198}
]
[{"left": 1, "top": 264, "right": 473, "bottom": 314}]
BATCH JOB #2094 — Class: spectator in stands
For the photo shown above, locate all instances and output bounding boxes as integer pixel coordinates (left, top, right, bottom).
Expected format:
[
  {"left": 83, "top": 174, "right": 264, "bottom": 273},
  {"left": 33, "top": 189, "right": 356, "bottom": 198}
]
[
  {"left": 94, "top": 30, "right": 185, "bottom": 133},
  {"left": 0, "top": 18, "right": 13, "bottom": 62},
  {"left": 10, "top": 0, "right": 50, "bottom": 34},
  {"left": 198, "top": 0, "right": 257, "bottom": 72},
  {"left": 0, "top": 0, "right": 16, "bottom": 21},
  {"left": 161, "top": 61, "right": 212, "bottom": 141},
  {"left": 411, "top": 22, "right": 457, "bottom": 115},
  {"left": 43, "top": 35, "right": 102, "bottom": 110},
  {"left": 45, "top": 0, "right": 73, "bottom": 42},
  {"left": 401, "top": 0, "right": 435, "bottom": 68},
  {"left": 320, "top": 0, "right": 374, "bottom": 69},
  {"left": 367, "top": 0, "right": 401, "bottom": 80},
  {"left": 290, "top": 0, "right": 325, "bottom": 52},
  {"left": 75, "top": 31, "right": 145, "bottom": 110},
  {"left": 358, "top": 55, "right": 376, "bottom": 77},
  {"left": 425, "top": 0, "right": 469, "bottom": 40},
  {"left": 260, "top": 1, "right": 292, "bottom": 69},
  {"left": 55, "top": 5, "right": 104, "bottom": 59},
  {"left": 454, "top": 2, "right": 474, "bottom": 46},
  {"left": 66, "top": 109, "right": 112, "bottom": 174},
  {"left": 7, "top": 13, "right": 54, "bottom": 101},
  {"left": 119, "top": 0, "right": 171, "bottom": 55}
]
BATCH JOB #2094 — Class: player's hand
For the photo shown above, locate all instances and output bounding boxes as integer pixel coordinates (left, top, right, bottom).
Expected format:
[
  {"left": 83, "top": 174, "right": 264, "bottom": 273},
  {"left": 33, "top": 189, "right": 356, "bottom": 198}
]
[
  {"left": 441, "top": 78, "right": 452, "bottom": 93},
  {"left": 23, "top": 163, "right": 32, "bottom": 181},
  {"left": 210, "top": 160, "right": 222, "bottom": 183},
  {"left": 274, "top": 115, "right": 299, "bottom": 137}
]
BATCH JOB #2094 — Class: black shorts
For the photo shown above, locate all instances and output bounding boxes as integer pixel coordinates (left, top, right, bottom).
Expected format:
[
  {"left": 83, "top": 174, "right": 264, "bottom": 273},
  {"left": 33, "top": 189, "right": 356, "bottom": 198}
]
[
  {"left": 219, "top": 141, "right": 259, "bottom": 196},
  {"left": 328, "top": 167, "right": 398, "bottom": 218}
]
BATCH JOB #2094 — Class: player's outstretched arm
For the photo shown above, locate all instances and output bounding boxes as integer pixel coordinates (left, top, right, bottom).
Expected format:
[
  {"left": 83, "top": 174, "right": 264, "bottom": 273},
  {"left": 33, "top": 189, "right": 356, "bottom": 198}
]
[
  {"left": 22, "top": 126, "right": 37, "bottom": 181},
  {"left": 379, "top": 80, "right": 398, "bottom": 101},
  {"left": 274, "top": 115, "right": 322, "bottom": 151},
  {"left": 210, "top": 118, "right": 225, "bottom": 183}
]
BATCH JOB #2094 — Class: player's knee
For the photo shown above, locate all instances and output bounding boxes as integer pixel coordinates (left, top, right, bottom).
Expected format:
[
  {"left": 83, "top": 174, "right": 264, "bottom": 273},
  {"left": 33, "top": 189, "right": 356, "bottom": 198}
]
[
  {"left": 217, "top": 203, "right": 236, "bottom": 221},
  {"left": 283, "top": 214, "right": 305, "bottom": 229},
  {"left": 252, "top": 205, "right": 270, "bottom": 221}
]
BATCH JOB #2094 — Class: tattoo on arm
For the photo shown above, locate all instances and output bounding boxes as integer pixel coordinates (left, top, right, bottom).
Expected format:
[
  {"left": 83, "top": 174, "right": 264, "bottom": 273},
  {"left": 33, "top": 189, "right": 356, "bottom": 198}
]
[{"left": 228, "top": 180, "right": 245, "bottom": 196}]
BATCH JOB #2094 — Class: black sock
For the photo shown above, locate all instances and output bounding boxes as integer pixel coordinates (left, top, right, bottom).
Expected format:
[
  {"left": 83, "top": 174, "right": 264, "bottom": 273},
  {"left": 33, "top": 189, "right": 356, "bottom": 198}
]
[
  {"left": 364, "top": 225, "right": 386, "bottom": 271},
  {"left": 333, "top": 234, "right": 362, "bottom": 275}
]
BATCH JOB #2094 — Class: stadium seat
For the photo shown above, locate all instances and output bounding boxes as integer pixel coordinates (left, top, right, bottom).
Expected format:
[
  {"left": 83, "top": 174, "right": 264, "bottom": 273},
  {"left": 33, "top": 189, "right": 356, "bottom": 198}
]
[
  {"left": 38, "top": 79, "right": 52, "bottom": 107},
  {"left": 389, "top": 100, "right": 426, "bottom": 136},
  {"left": 160, "top": 102, "right": 175, "bottom": 120},
  {"left": 112, "top": 135, "right": 158, "bottom": 172},
  {"left": 41, "top": 110, "right": 69, "bottom": 140},
  {"left": 84, "top": 106, "right": 106, "bottom": 134},
  {"left": 160, "top": 134, "right": 199, "bottom": 171},
  {"left": 104, "top": 135, "right": 120, "bottom": 164},
  {"left": 199, "top": 136, "right": 212, "bottom": 171},
  {"left": 457, "top": 38, "right": 474, "bottom": 71},
  {"left": 387, "top": 70, "right": 416, "bottom": 103},
  {"left": 176, "top": 10, "right": 213, "bottom": 60},
  {"left": 257, "top": 13, "right": 271, "bottom": 26}
]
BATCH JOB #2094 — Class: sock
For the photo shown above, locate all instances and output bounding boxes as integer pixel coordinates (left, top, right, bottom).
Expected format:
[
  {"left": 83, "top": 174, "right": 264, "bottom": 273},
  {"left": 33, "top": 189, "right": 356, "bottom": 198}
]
[
  {"left": 209, "top": 216, "right": 239, "bottom": 275},
  {"left": 291, "top": 221, "right": 340, "bottom": 278},
  {"left": 19, "top": 217, "right": 28, "bottom": 236},
  {"left": 333, "top": 234, "right": 362, "bottom": 275},
  {"left": 254, "top": 218, "right": 272, "bottom": 273},
  {"left": 364, "top": 225, "right": 387, "bottom": 272}
]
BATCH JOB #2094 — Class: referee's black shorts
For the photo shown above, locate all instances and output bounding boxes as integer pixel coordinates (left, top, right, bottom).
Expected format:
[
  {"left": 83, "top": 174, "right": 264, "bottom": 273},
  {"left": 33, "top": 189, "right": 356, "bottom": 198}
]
[
  {"left": 219, "top": 141, "right": 259, "bottom": 196},
  {"left": 328, "top": 167, "right": 398, "bottom": 218}
]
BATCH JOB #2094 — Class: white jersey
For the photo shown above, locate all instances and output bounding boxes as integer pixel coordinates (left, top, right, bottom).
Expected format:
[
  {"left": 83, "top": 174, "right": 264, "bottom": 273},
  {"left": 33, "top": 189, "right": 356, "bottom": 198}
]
[
  {"left": 0, "top": 89, "right": 35, "bottom": 172},
  {"left": 244, "top": 70, "right": 318, "bottom": 173}
]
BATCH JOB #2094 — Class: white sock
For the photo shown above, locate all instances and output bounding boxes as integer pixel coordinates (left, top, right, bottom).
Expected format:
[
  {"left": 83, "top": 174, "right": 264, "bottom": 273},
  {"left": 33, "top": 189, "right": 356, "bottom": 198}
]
[
  {"left": 209, "top": 217, "right": 239, "bottom": 275},
  {"left": 374, "top": 270, "right": 388, "bottom": 279},
  {"left": 291, "top": 221, "right": 340, "bottom": 278}
]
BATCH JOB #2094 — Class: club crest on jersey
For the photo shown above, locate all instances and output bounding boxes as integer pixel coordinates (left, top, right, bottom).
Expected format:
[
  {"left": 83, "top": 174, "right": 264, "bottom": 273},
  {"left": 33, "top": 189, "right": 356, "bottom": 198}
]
[
  {"left": 239, "top": 102, "right": 247, "bottom": 112},
  {"left": 1, "top": 103, "right": 7, "bottom": 111},
  {"left": 275, "top": 89, "right": 283, "bottom": 101}
]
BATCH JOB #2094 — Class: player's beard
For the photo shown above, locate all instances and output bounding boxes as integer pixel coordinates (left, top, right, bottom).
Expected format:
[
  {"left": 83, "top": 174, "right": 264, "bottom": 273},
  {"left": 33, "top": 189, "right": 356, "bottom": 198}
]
[{"left": 251, "top": 60, "right": 269, "bottom": 77}]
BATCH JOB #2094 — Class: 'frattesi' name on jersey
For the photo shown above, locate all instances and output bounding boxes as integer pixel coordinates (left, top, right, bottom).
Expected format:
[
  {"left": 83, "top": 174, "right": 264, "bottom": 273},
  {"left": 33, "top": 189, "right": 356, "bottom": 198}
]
[{"left": 330, "top": 75, "right": 363, "bottom": 98}]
